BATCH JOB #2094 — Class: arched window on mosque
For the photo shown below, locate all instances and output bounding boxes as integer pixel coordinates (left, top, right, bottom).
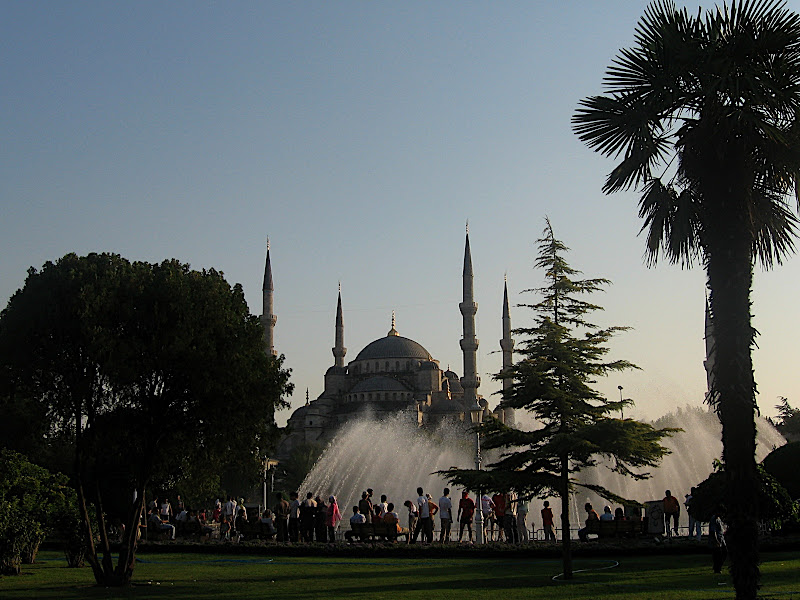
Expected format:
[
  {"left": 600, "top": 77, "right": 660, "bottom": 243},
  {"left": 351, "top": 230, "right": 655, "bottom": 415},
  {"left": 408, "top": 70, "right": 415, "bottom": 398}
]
[{"left": 395, "top": 361, "right": 400, "bottom": 371}]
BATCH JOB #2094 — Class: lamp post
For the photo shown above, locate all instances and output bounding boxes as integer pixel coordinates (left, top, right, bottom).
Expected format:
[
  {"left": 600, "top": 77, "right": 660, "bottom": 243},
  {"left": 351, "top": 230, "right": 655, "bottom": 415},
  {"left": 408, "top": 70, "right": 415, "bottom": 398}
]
[
  {"left": 618, "top": 385, "right": 624, "bottom": 420},
  {"left": 263, "top": 458, "right": 279, "bottom": 513},
  {"left": 470, "top": 405, "right": 484, "bottom": 545}
]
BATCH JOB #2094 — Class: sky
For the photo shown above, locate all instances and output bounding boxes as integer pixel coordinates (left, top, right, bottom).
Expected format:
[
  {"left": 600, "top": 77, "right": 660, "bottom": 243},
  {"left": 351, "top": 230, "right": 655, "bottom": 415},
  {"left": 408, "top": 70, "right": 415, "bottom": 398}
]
[{"left": 2, "top": 1, "right": 798, "bottom": 428}]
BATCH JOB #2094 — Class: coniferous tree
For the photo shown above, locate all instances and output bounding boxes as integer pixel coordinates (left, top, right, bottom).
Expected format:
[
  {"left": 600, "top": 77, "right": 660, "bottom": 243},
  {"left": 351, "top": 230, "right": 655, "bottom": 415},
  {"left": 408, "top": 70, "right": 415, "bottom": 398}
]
[{"left": 443, "top": 220, "right": 676, "bottom": 579}]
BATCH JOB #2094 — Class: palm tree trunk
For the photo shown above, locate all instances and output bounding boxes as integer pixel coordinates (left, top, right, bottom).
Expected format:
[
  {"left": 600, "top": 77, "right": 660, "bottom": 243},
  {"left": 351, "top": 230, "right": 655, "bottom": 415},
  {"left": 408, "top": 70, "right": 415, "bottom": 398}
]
[{"left": 706, "top": 212, "right": 760, "bottom": 600}]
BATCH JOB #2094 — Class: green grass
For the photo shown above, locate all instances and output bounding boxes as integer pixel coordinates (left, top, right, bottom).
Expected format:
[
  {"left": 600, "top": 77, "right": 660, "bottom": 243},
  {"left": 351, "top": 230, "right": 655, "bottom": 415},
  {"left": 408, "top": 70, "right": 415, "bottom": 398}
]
[{"left": 2, "top": 550, "right": 799, "bottom": 599}]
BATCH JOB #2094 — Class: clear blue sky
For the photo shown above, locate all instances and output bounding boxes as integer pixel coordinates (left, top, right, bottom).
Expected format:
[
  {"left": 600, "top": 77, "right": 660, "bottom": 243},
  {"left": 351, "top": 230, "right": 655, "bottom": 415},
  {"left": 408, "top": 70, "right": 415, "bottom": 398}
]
[{"left": 2, "top": 1, "right": 798, "bottom": 427}]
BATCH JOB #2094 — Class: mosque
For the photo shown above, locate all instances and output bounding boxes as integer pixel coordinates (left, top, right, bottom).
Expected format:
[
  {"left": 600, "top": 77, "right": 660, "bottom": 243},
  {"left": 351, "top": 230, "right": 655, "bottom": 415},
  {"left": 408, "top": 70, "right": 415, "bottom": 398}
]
[{"left": 262, "top": 231, "right": 515, "bottom": 458}]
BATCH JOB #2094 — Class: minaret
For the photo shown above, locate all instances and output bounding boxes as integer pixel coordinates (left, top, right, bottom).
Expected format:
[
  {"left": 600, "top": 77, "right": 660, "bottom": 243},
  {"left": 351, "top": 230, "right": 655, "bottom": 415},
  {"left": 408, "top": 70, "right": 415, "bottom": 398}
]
[
  {"left": 460, "top": 225, "right": 480, "bottom": 408},
  {"left": 500, "top": 276, "right": 515, "bottom": 426},
  {"left": 332, "top": 283, "right": 346, "bottom": 368},
  {"left": 261, "top": 239, "right": 277, "bottom": 356}
]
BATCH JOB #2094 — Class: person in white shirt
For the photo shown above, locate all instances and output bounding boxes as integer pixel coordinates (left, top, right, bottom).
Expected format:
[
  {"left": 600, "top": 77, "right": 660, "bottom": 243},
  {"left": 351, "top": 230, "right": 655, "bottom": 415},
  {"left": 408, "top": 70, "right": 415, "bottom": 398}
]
[
  {"left": 517, "top": 497, "right": 530, "bottom": 542},
  {"left": 349, "top": 506, "right": 366, "bottom": 525},
  {"left": 223, "top": 496, "right": 237, "bottom": 523},
  {"left": 481, "top": 494, "right": 495, "bottom": 541},
  {"left": 412, "top": 487, "right": 432, "bottom": 543},
  {"left": 160, "top": 499, "right": 173, "bottom": 522},
  {"left": 438, "top": 488, "right": 453, "bottom": 542},
  {"left": 377, "top": 494, "right": 389, "bottom": 517}
]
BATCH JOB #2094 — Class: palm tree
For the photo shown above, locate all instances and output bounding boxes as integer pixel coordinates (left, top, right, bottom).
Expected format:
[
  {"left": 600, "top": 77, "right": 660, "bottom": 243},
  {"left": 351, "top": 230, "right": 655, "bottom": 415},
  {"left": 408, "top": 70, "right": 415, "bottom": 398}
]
[{"left": 573, "top": 2, "right": 800, "bottom": 598}]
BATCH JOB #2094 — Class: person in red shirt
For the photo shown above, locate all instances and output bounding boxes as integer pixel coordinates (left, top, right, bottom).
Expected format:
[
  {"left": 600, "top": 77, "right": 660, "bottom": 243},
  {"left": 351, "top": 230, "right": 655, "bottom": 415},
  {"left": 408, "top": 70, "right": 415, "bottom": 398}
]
[
  {"left": 491, "top": 493, "right": 506, "bottom": 541},
  {"left": 541, "top": 500, "right": 556, "bottom": 542},
  {"left": 457, "top": 491, "right": 476, "bottom": 542}
]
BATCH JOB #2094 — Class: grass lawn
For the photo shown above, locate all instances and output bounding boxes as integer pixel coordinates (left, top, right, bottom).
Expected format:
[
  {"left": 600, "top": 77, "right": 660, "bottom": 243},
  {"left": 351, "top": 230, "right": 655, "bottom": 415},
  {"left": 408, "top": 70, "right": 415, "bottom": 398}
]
[{"left": 2, "top": 550, "right": 799, "bottom": 599}]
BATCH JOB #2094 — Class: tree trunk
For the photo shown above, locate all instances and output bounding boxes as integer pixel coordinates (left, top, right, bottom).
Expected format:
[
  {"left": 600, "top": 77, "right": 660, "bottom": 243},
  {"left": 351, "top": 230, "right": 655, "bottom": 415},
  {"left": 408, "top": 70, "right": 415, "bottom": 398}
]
[
  {"left": 74, "top": 405, "right": 105, "bottom": 585},
  {"left": 114, "top": 486, "right": 146, "bottom": 585},
  {"left": 706, "top": 206, "right": 760, "bottom": 600},
  {"left": 560, "top": 456, "right": 572, "bottom": 579}
]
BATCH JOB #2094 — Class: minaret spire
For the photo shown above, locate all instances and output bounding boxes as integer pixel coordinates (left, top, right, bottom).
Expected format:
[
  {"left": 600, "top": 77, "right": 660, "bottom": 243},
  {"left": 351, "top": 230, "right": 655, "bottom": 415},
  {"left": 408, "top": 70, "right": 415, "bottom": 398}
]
[
  {"left": 332, "top": 284, "right": 346, "bottom": 368},
  {"left": 460, "top": 227, "right": 480, "bottom": 408},
  {"left": 500, "top": 276, "right": 515, "bottom": 425},
  {"left": 261, "top": 239, "right": 277, "bottom": 356}
]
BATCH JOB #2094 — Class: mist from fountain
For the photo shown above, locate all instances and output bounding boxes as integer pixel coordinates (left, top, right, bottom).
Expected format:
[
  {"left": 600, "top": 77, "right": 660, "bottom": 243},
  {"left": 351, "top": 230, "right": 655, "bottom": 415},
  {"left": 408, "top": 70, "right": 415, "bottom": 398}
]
[
  {"left": 299, "top": 413, "right": 475, "bottom": 517},
  {"left": 576, "top": 406, "right": 785, "bottom": 526},
  {"left": 299, "top": 405, "right": 786, "bottom": 532}
]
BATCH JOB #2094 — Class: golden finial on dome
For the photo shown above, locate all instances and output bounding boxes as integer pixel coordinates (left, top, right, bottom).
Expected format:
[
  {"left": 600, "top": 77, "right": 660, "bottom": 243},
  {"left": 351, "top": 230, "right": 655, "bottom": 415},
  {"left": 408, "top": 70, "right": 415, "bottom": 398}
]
[{"left": 388, "top": 310, "right": 398, "bottom": 336}]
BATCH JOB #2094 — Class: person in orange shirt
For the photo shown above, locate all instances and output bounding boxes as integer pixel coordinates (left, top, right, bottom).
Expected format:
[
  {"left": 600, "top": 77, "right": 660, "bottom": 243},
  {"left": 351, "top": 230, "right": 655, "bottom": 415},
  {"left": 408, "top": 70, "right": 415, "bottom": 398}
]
[{"left": 663, "top": 490, "right": 681, "bottom": 537}]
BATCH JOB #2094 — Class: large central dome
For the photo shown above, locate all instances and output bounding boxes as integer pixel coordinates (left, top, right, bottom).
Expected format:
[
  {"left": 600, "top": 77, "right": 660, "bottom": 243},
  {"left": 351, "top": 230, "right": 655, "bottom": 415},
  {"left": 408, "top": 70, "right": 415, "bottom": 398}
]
[{"left": 355, "top": 334, "right": 432, "bottom": 361}]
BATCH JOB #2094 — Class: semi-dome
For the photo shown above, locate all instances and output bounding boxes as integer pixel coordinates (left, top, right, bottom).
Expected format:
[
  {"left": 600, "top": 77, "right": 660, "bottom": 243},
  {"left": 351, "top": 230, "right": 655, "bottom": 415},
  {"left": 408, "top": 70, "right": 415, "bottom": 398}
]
[
  {"left": 350, "top": 376, "right": 410, "bottom": 393},
  {"left": 355, "top": 334, "right": 432, "bottom": 361}
]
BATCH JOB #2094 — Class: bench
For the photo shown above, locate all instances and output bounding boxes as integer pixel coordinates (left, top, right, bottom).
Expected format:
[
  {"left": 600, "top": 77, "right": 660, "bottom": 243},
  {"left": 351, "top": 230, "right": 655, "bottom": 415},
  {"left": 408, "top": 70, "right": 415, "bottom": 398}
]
[
  {"left": 235, "top": 519, "right": 276, "bottom": 540},
  {"left": 345, "top": 522, "right": 410, "bottom": 543},
  {"left": 585, "top": 518, "right": 642, "bottom": 538}
]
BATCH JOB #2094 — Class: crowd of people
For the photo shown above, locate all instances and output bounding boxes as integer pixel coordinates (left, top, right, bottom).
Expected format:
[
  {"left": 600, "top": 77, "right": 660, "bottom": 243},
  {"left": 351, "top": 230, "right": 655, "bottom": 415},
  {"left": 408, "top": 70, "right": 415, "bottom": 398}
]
[
  {"left": 143, "top": 486, "right": 719, "bottom": 553},
  {"left": 265, "top": 487, "right": 578, "bottom": 544},
  {"left": 144, "top": 494, "right": 278, "bottom": 541}
]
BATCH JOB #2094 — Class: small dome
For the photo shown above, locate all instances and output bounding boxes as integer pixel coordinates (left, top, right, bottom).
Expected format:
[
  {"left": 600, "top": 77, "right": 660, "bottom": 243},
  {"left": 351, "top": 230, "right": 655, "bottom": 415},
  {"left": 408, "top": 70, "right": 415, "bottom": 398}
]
[{"left": 355, "top": 335, "right": 431, "bottom": 361}]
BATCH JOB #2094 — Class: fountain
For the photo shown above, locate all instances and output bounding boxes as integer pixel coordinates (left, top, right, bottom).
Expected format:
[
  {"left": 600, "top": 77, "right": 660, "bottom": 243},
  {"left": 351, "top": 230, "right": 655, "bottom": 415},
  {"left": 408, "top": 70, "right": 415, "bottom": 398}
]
[
  {"left": 299, "top": 413, "right": 474, "bottom": 518},
  {"left": 299, "top": 405, "right": 786, "bottom": 532}
]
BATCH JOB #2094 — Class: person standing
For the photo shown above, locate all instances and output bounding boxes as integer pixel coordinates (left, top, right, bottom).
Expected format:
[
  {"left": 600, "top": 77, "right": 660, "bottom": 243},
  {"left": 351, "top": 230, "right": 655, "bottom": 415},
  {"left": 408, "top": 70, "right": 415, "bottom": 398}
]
[
  {"left": 541, "top": 500, "right": 556, "bottom": 542},
  {"left": 315, "top": 496, "right": 327, "bottom": 542},
  {"left": 457, "top": 491, "right": 475, "bottom": 542},
  {"left": 403, "top": 500, "right": 418, "bottom": 534},
  {"left": 223, "top": 496, "right": 237, "bottom": 525},
  {"left": 288, "top": 492, "right": 301, "bottom": 542},
  {"left": 358, "top": 491, "right": 373, "bottom": 521},
  {"left": 299, "top": 492, "right": 317, "bottom": 542},
  {"left": 438, "top": 488, "right": 453, "bottom": 543},
  {"left": 685, "top": 488, "right": 702, "bottom": 541},
  {"left": 709, "top": 509, "right": 727, "bottom": 574},
  {"left": 274, "top": 493, "right": 290, "bottom": 542},
  {"left": 325, "top": 496, "right": 341, "bottom": 543},
  {"left": 481, "top": 494, "right": 495, "bottom": 541},
  {"left": 492, "top": 492, "right": 506, "bottom": 542},
  {"left": 160, "top": 498, "right": 173, "bottom": 523},
  {"left": 663, "top": 490, "right": 681, "bottom": 538},
  {"left": 504, "top": 491, "right": 518, "bottom": 543},
  {"left": 413, "top": 487, "right": 432, "bottom": 543},
  {"left": 517, "top": 496, "right": 530, "bottom": 542}
]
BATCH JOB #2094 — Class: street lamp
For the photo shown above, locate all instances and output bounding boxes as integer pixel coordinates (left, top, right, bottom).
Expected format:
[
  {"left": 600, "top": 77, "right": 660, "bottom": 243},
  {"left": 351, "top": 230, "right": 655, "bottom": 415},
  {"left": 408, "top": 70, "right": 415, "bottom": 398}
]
[
  {"left": 618, "top": 385, "right": 624, "bottom": 420},
  {"left": 470, "top": 404, "right": 484, "bottom": 544},
  {"left": 263, "top": 458, "right": 279, "bottom": 514}
]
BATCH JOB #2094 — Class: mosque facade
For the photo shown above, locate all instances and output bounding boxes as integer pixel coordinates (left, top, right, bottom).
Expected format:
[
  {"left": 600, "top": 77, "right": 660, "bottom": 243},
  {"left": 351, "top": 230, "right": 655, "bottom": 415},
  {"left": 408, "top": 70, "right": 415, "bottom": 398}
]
[{"left": 263, "top": 232, "right": 515, "bottom": 458}]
